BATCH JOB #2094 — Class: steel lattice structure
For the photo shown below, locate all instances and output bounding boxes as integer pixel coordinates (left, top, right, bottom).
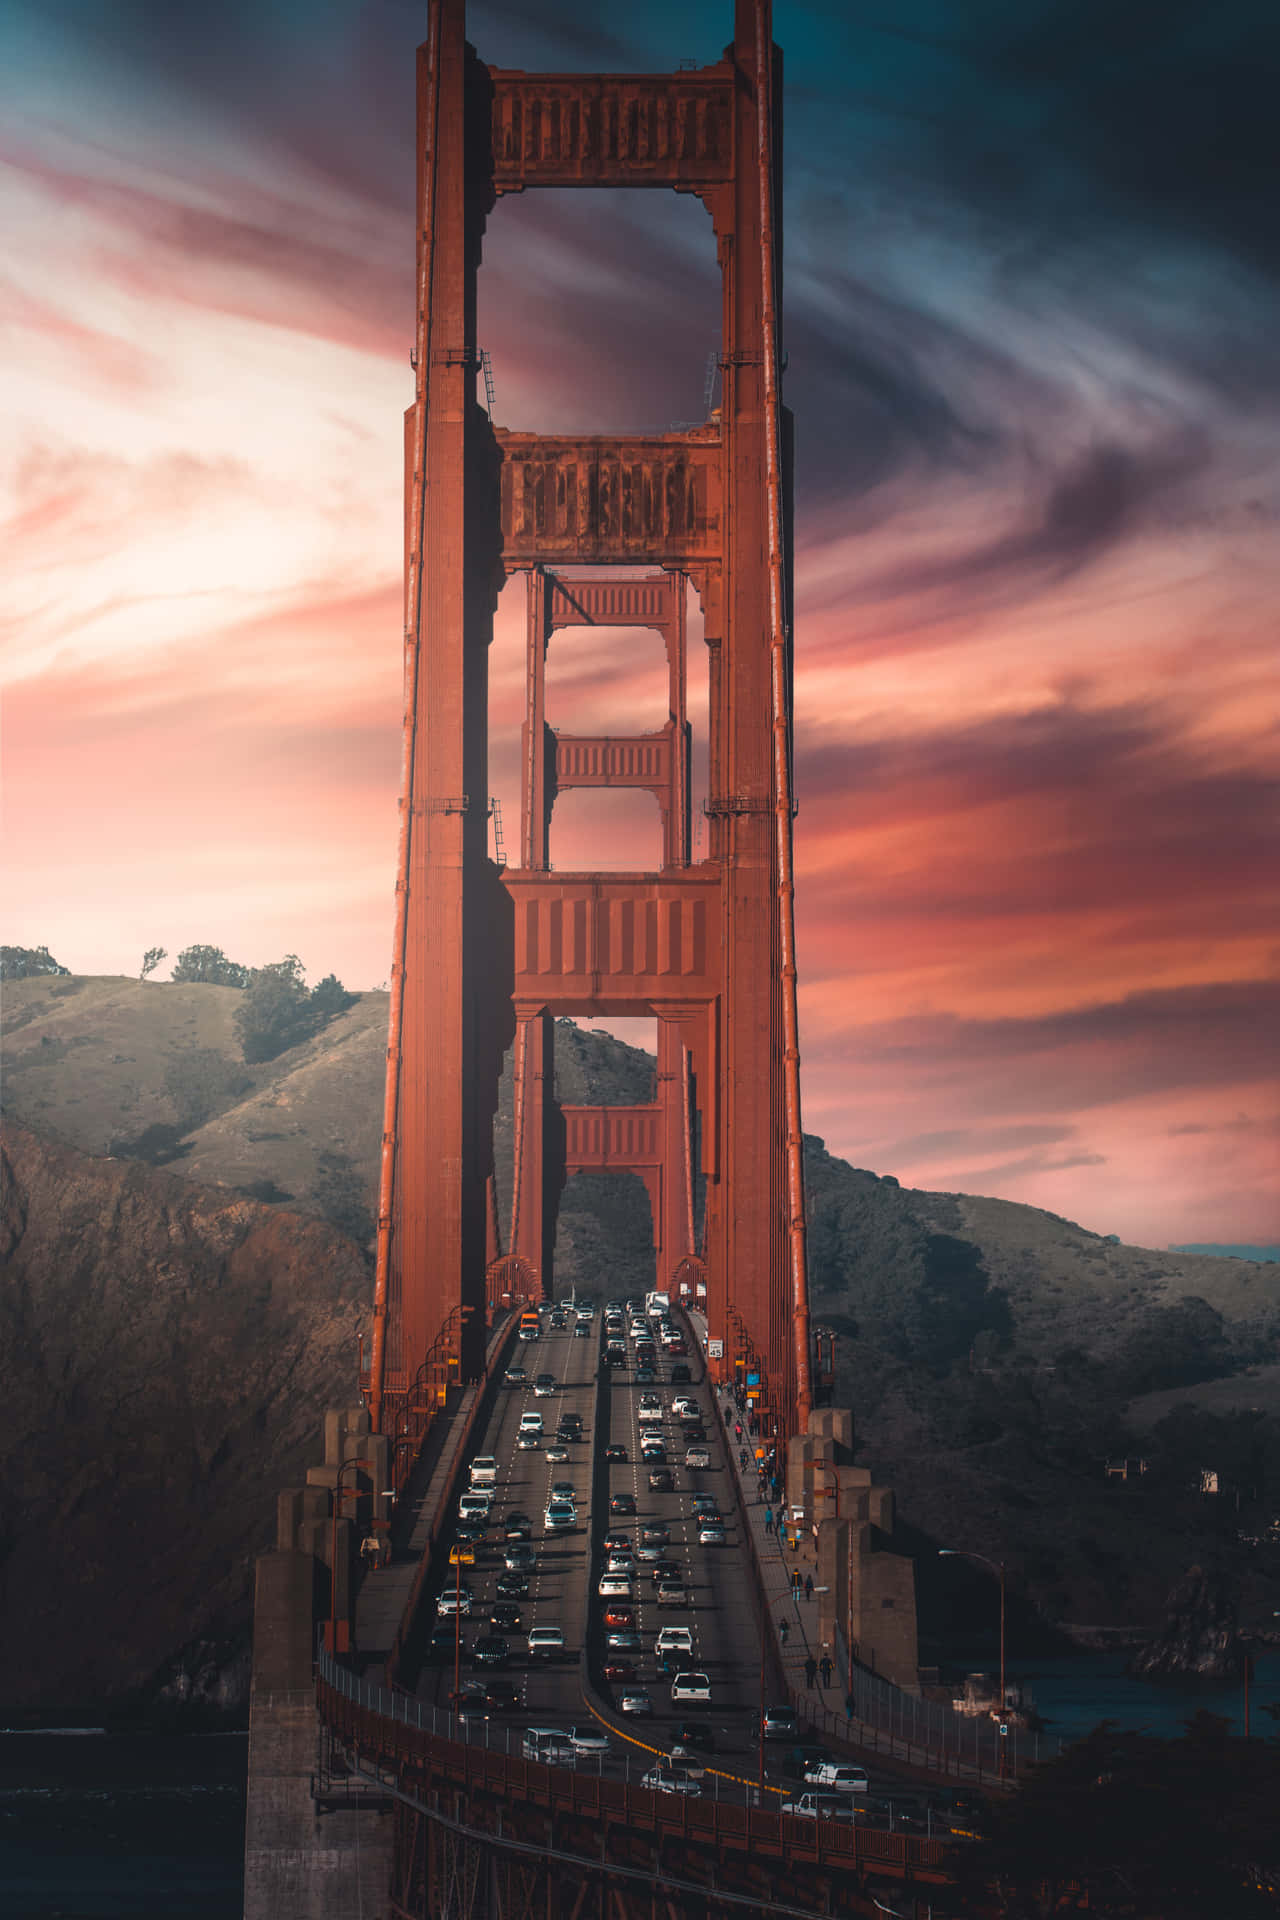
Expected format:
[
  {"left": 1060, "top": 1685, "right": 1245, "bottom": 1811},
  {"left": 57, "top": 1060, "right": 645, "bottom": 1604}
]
[{"left": 368, "top": 0, "right": 812, "bottom": 1446}]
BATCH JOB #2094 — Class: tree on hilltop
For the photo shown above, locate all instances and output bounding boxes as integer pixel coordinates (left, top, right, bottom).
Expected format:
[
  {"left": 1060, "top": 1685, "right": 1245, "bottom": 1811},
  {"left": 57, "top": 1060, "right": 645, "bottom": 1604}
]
[
  {"left": 233, "top": 956, "right": 354, "bottom": 1063},
  {"left": 0, "top": 945, "right": 70, "bottom": 979},
  {"left": 309, "top": 972, "right": 356, "bottom": 1020},
  {"left": 139, "top": 947, "right": 167, "bottom": 981},
  {"left": 171, "top": 945, "right": 249, "bottom": 988}
]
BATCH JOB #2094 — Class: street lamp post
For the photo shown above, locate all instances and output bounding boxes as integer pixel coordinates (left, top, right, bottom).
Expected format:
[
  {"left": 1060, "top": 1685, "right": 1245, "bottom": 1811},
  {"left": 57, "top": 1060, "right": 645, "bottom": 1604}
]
[
  {"left": 940, "top": 1548, "right": 1007, "bottom": 1776},
  {"left": 804, "top": 1464, "right": 850, "bottom": 1694},
  {"left": 328, "top": 1456, "right": 372, "bottom": 1654},
  {"left": 454, "top": 1548, "right": 464, "bottom": 1709}
]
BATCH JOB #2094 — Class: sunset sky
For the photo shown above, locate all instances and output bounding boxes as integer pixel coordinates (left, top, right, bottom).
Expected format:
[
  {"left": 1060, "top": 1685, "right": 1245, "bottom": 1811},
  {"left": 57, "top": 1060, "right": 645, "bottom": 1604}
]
[{"left": 3, "top": 0, "right": 1276, "bottom": 1250}]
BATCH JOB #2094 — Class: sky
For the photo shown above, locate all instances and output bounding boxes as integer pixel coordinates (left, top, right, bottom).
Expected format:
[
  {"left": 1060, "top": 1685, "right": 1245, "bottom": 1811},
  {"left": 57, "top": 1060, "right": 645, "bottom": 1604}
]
[{"left": 2, "top": 0, "right": 1277, "bottom": 1250}]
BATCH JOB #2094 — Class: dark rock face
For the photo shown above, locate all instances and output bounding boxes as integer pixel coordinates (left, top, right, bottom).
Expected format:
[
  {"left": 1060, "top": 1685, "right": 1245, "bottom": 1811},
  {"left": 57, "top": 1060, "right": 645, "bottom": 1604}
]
[
  {"left": 0, "top": 1122, "right": 366, "bottom": 1716},
  {"left": 1128, "top": 1565, "right": 1243, "bottom": 1683}
]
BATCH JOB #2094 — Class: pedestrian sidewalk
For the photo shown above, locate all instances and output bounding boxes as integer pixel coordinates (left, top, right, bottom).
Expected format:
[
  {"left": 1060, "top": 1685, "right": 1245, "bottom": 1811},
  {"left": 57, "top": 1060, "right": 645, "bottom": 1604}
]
[
  {"left": 353, "top": 1316, "right": 513, "bottom": 1675},
  {"left": 718, "top": 1386, "right": 832, "bottom": 1707}
]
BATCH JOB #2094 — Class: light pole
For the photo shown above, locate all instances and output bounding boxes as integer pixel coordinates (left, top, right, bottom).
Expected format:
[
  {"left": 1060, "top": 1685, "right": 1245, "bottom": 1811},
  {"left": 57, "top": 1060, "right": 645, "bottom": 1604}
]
[
  {"left": 940, "top": 1548, "right": 1006, "bottom": 1776},
  {"left": 454, "top": 1548, "right": 464, "bottom": 1709},
  {"left": 328, "top": 1456, "right": 372, "bottom": 1654},
  {"left": 805, "top": 1464, "right": 850, "bottom": 1693}
]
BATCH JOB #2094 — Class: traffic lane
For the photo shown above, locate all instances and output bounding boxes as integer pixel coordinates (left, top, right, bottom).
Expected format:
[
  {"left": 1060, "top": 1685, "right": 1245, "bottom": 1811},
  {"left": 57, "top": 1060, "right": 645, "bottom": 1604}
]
[
  {"left": 416, "top": 1320, "right": 594, "bottom": 1712},
  {"left": 514, "top": 1322, "right": 596, "bottom": 1723},
  {"left": 598, "top": 1370, "right": 759, "bottom": 1755}
]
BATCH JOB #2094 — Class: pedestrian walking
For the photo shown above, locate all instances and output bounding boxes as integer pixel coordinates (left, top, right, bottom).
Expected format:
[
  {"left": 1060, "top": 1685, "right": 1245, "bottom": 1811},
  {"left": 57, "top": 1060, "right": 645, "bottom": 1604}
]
[
  {"left": 735, "top": 1421, "right": 743, "bottom": 1441},
  {"left": 791, "top": 1568, "right": 802, "bottom": 1594},
  {"left": 764, "top": 1506, "right": 774, "bottom": 1535},
  {"left": 804, "top": 1573, "right": 814, "bottom": 1602},
  {"left": 360, "top": 1532, "right": 380, "bottom": 1572},
  {"left": 819, "top": 1654, "right": 833, "bottom": 1687},
  {"left": 779, "top": 1618, "right": 790, "bottom": 1646},
  {"left": 804, "top": 1656, "right": 818, "bottom": 1689},
  {"left": 845, "top": 1692, "right": 855, "bottom": 1724},
  {"left": 739, "top": 1446, "right": 748, "bottom": 1470}
]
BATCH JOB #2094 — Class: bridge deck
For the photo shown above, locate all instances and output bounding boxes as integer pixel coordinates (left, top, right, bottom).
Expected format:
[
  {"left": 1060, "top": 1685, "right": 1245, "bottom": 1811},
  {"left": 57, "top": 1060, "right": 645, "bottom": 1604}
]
[{"left": 398, "top": 1310, "right": 769, "bottom": 1772}]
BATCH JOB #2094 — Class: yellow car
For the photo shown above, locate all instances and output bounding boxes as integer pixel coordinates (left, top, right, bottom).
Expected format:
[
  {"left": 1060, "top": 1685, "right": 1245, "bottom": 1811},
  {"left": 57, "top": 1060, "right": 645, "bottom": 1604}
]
[{"left": 448, "top": 1545, "right": 476, "bottom": 1566}]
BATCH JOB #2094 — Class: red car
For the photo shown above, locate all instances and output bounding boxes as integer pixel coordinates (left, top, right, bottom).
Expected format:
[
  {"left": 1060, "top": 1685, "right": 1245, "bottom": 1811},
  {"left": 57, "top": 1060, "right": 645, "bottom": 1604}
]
[
  {"left": 604, "top": 1658, "right": 637, "bottom": 1681},
  {"left": 604, "top": 1603, "right": 636, "bottom": 1629}
]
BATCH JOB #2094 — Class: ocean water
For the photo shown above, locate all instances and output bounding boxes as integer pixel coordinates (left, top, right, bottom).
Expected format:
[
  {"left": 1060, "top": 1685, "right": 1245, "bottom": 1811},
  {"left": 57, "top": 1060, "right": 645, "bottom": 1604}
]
[
  {"left": 1005, "top": 1648, "right": 1280, "bottom": 1744},
  {"left": 0, "top": 1729, "right": 246, "bottom": 1920}
]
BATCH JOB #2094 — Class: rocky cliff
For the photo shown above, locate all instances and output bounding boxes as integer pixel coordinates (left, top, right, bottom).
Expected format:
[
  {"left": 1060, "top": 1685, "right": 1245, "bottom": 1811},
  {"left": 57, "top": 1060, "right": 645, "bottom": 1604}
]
[{"left": 0, "top": 1121, "right": 365, "bottom": 1716}]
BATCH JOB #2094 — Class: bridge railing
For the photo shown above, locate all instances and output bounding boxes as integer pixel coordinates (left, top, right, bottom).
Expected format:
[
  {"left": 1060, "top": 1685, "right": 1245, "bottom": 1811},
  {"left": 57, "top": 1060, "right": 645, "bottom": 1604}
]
[{"left": 315, "top": 1648, "right": 949, "bottom": 1877}]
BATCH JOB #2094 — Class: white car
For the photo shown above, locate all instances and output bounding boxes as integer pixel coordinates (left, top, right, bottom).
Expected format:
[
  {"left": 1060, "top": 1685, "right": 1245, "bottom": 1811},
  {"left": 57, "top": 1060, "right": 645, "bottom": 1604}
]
[
  {"left": 519, "top": 1411, "right": 544, "bottom": 1433},
  {"left": 527, "top": 1626, "right": 565, "bottom": 1658},
  {"left": 544, "top": 1501, "right": 576, "bottom": 1532},
  {"left": 436, "top": 1588, "right": 472, "bottom": 1616},
  {"left": 670, "top": 1671, "right": 711, "bottom": 1703},
  {"left": 671, "top": 1397, "right": 698, "bottom": 1420},
  {"left": 642, "top": 1764, "right": 702, "bottom": 1796},
  {"left": 698, "top": 1522, "right": 727, "bottom": 1546},
  {"left": 605, "top": 1629, "right": 643, "bottom": 1651},
  {"left": 468, "top": 1455, "right": 498, "bottom": 1487},
  {"left": 569, "top": 1725, "right": 610, "bottom": 1756},
  {"left": 655, "top": 1626, "right": 693, "bottom": 1655},
  {"left": 606, "top": 1551, "right": 637, "bottom": 1574},
  {"left": 685, "top": 1446, "right": 711, "bottom": 1469},
  {"left": 598, "top": 1573, "right": 634, "bottom": 1598},
  {"left": 618, "top": 1690, "right": 652, "bottom": 1716}
]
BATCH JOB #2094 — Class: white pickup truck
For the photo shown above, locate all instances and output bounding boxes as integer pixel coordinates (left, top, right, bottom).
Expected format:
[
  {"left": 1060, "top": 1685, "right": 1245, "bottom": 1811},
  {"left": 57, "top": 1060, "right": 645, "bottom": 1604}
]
[
  {"left": 802, "top": 1761, "right": 869, "bottom": 1793},
  {"left": 781, "top": 1792, "right": 859, "bottom": 1823}
]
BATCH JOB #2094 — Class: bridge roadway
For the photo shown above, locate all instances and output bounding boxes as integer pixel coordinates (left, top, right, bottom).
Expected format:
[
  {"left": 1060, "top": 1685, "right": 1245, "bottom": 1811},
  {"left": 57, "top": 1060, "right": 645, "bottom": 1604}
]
[
  {"left": 409, "top": 1307, "right": 768, "bottom": 1777},
  {"left": 321, "top": 1300, "right": 953, "bottom": 1915}
]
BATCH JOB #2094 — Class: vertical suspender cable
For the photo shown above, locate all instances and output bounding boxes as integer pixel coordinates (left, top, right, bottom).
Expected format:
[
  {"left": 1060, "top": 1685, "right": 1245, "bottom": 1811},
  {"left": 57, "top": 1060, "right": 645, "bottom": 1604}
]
[
  {"left": 681, "top": 1041, "right": 697, "bottom": 1262},
  {"left": 369, "top": 1, "right": 442, "bottom": 1435},
  {"left": 754, "top": 0, "right": 812, "bottom": 1433}
]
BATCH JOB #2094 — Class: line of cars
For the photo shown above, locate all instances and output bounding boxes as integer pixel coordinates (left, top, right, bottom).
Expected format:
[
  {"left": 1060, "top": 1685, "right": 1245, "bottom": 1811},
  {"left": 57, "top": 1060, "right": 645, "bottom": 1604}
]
[
  {"left": 594, "top": 1301, "right": 729, "bottom": 1743},
  {"left": 430, "top": 1328, "right": 596, "bottom": 1686}
]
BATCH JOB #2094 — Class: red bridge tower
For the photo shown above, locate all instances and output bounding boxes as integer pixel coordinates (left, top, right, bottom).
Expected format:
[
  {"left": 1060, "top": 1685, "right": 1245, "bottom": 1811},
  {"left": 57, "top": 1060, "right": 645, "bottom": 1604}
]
[{"left": 368, "top": 0, "right": 812, "bottom": 1445}]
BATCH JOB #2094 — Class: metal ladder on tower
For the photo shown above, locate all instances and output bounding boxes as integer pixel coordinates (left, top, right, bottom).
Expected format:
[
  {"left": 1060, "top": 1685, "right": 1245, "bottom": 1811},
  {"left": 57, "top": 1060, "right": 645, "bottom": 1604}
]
[{"left": 489, "top": 797, "right": 505, "bottom": 867}]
